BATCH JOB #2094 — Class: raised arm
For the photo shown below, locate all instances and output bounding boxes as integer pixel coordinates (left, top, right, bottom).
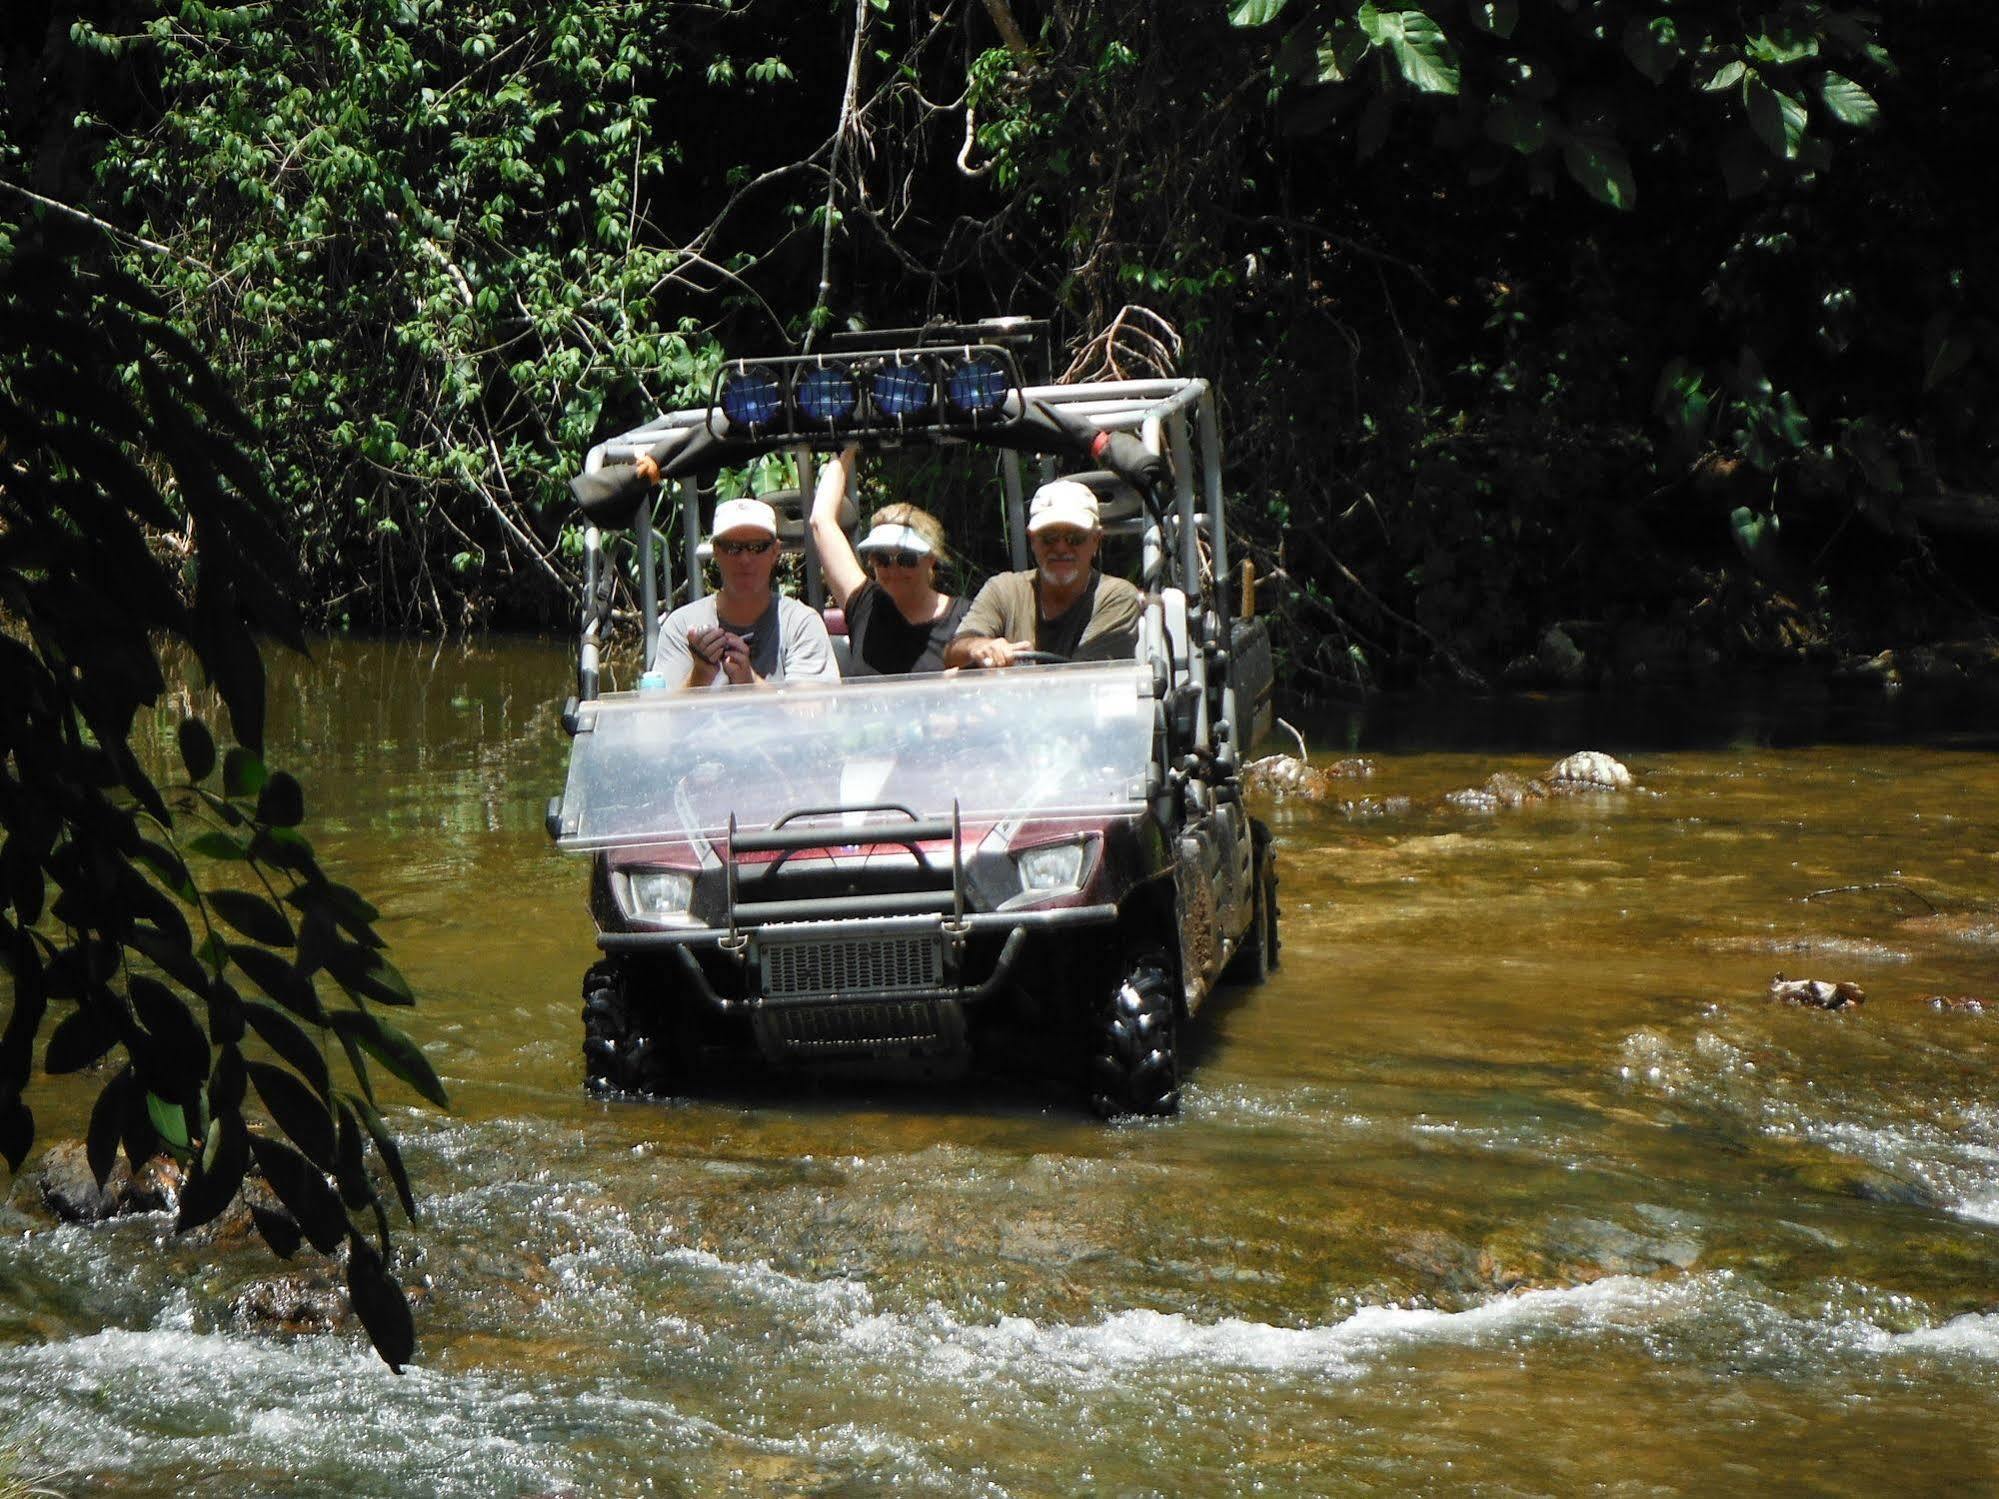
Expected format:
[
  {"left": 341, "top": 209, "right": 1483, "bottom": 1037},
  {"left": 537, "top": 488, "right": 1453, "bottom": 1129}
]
[{"left": 807, "top": 443, "right": 868, "bottom": 609}]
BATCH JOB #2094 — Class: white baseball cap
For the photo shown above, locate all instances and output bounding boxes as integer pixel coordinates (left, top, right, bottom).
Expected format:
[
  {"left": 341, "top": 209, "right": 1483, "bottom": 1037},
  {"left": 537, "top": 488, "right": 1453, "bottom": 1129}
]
[
  {"left": 1026, "top": 478, "right": 1100, "bottom": 534},
  {"left": 711, "top": 497, "right": 778, "bottom": 539},
  {"left": 855, "top": 521, "right": 934, "bottom": 557}
]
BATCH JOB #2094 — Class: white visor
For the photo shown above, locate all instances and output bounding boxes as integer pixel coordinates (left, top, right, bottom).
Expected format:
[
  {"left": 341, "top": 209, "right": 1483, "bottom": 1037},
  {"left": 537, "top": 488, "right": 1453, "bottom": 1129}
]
[{"left": 855, "top": 522, "right": 934, "bottom": 557}]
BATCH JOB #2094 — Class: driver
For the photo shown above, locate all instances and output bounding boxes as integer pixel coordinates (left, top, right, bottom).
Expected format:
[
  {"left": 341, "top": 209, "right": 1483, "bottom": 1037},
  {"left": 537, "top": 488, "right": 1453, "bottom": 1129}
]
[
  {"left": 944, "top": 478, "right": 1141, "bottom": 669},
  {"left": 653, "top": 498, "right": 840, "bottom": 688}
]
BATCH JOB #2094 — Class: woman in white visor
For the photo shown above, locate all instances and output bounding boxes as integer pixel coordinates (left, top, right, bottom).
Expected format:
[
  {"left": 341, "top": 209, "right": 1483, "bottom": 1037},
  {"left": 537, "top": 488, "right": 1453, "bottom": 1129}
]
[{"left": 809, "top": 444, "right": 971, "bottom": 675}]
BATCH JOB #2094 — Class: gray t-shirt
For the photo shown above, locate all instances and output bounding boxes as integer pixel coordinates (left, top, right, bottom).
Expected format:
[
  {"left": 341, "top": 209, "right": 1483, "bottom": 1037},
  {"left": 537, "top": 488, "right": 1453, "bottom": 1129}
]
[
  {"left": 655, "top": 592, "right": 840, "bottom": 687},
  {"left": 954, "top": 569, "right": 1142, "bottom": 661}
]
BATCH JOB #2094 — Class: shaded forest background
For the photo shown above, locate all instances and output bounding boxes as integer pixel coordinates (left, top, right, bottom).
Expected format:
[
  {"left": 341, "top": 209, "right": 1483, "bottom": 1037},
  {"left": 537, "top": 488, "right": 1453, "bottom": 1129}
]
[{"left": 6, "top": 0, "right": 1996, "bottom": 692}]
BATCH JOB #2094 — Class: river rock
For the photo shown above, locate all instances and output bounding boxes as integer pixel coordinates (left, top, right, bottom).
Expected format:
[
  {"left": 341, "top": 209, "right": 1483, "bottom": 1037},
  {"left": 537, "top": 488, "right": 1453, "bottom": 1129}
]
[
  {"left": 1919, "top": 994, "right": 1987, "bottom": 1015},
  {"left": 1767, "top": 976, "right": 1865, "bottom": 1010},
  {"left": 1240, "top": 753, "right": 1374, "bottom": 801},
  {"left": 234, "top": 1269, "right": 353, "bottom": 1335},
  {"left": 36, "top": 1140, "right": 183, "bottom": 1223},
  {"left": 1545, "top": 750, "right": 1634, "bottom": 792}
]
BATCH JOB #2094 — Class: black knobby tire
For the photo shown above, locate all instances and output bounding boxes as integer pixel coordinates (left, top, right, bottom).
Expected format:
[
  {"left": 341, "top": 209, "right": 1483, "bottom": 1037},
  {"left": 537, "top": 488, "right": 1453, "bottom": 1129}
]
[
  {"left": 1224, "top": 820, "right": 1279, "bottom": 984},
  {"left": 581, "top": 958, "right": 674, "bottom": 1097},
  {"left": 1089, "top": 954, "right": 1180, "bottom": 1119}
]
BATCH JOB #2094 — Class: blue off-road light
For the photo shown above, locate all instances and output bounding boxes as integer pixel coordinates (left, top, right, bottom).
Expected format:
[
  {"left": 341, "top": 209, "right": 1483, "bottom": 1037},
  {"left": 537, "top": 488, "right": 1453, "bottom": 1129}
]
[
  {"left": 795, "top": 365, "right": 858, "bottom": 424},
  {"left": 944, "top": 356, "right": 1009, "bottom": 415},
  {"left": 720, "top": 366, "right": 782, "bottom": 427},
  {"left": 870, "top": 363, "right": 932, "bottom": 420}
]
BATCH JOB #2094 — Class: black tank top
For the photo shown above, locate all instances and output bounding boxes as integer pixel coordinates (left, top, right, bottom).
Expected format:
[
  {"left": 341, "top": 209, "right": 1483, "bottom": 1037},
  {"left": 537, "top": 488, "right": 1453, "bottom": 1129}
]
[{"left": 844, "top": 582, "right": 972, "bottom": 676}]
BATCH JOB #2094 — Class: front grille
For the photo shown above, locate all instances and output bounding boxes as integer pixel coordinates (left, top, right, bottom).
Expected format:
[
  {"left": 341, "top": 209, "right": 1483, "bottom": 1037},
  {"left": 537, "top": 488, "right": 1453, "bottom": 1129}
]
[
  {"left": 754, "top": 999, "right": 965, "bottom": 1059},
  {"left": 762, "top": 936, "right": 941, "bottom": 999}
]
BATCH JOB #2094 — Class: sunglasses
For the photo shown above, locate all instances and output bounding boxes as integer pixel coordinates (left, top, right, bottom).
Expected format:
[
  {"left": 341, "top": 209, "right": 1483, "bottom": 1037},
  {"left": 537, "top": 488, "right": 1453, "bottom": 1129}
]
[
  {"left": 868, "top": 550, "right": 926, "bottom": 569},
  {"left": 1034, "top": 528, "right": 1092, "bottom": 548},
  {"left": 715, "top": 537, "right": 775, "bottom": 557}
]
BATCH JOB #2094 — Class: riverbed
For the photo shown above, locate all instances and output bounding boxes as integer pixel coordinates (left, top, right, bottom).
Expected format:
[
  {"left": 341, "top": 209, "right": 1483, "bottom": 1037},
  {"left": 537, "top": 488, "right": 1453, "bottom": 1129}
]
[{"left": 4, "top": 639, "right": 1997, "bottom": 1495}]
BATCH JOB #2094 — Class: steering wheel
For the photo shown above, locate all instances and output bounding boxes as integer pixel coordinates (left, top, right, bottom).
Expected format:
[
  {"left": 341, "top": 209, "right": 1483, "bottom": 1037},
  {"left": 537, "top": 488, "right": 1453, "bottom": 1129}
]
[{"left": 1003, "top": 650, "right": 1066, "bottom": 666}]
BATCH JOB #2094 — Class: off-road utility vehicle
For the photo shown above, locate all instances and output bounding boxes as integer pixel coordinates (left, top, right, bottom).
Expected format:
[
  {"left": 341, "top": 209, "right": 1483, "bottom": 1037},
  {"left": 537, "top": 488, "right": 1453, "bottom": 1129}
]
[{"left": 548, "top": 319, "right": 1276, "bottom": 1115}]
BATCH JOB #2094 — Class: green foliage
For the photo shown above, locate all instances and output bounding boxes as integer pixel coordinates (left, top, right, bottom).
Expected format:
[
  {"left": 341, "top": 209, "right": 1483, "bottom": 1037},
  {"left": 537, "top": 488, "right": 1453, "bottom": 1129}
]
[
  {"left": 90, "top": 0, "right": 737, "bottom": 626},
  {"left": 0, "top": 238, "right": 442, "bottom": 1370}
]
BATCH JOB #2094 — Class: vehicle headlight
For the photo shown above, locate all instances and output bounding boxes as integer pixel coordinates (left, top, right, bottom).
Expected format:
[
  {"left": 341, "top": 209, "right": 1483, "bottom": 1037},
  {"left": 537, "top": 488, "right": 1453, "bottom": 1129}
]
[
  {"left": 1015, "top": 840, "right": 1086, "bottom": 894},
  {"left": 625, "top": 870, "right": 695, "bottom": 921}
]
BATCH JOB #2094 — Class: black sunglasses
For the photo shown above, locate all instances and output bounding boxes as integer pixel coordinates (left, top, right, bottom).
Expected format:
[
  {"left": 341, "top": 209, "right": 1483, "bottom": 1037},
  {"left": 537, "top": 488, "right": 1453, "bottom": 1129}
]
[
  {"left": 715, "top": 537, "right": 775, "bottom": 557},
  {"left": 868, "top": 549, "right": 926, "bottom": 569}
]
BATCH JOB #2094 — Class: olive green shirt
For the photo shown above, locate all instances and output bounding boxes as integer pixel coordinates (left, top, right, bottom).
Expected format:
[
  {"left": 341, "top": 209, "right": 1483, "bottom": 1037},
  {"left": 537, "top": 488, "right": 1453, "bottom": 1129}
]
[{"left": 953, "top": 570, "right": 1142, "bottom": 662}]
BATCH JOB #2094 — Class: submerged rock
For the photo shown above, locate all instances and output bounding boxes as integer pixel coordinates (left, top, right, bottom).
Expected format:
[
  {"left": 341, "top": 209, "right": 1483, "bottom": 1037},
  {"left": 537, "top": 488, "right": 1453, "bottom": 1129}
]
[
  {"left": 36, "top": 1141, "right": 183, "bottom": 1223},
  {"left": 1767, "top": 976, "right": 1866, "bottom": 1010},
  {"left": 1919, "top": 993, "right": 1988, "bottom": 1015},
  {"left": 1545, "top": 750, "right": 1635, "bottom": 792},
  {"left": 1248, "top": 747, "right": 1636, "bottom": 815}
]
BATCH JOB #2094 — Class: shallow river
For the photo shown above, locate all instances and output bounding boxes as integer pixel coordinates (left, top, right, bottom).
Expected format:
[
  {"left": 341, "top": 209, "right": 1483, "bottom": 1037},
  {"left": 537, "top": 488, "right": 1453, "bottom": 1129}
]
[{"left": 5, "top": 640, "right": 1999, "bottom": 1496}]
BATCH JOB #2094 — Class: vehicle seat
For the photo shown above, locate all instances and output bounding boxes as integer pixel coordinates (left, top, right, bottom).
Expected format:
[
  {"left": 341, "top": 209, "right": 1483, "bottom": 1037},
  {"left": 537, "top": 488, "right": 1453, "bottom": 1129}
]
[{"left": 822, "top": 606, "right": 851, "bottom": 674}]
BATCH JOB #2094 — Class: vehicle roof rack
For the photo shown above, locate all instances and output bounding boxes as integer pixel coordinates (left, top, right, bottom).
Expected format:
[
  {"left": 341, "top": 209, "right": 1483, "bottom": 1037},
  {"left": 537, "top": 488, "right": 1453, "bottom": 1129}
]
[{"left": 825, "top": 318, "right": 1051, "bottom": 381}]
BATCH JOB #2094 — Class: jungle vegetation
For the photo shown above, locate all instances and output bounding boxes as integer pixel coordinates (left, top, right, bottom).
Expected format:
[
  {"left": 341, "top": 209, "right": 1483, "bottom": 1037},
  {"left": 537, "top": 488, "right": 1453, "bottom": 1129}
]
[{"left": 5, "top": 0, "right": 1994, "bottom": 688}]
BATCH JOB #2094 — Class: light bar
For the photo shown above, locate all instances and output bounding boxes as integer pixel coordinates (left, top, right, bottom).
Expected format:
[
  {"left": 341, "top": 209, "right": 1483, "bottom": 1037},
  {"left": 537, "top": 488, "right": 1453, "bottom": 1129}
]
[
  {"left": 795, "top": 366, "right": 858, "bottom": 424},
  {"left": 945, "top": 356, "right": 1009, "bottom": 415},
  {"left": 870, "top": 363, "right": 933, "bottom": 420},
  {"left": 719, "top": 366, "right": 783, "bottom": 428}
]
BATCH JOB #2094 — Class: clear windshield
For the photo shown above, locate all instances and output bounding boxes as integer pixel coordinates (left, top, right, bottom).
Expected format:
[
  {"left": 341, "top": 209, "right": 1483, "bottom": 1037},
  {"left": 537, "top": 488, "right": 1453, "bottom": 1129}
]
[{"left": 553, "top": 662, "right": 1154, "bottom": 850}]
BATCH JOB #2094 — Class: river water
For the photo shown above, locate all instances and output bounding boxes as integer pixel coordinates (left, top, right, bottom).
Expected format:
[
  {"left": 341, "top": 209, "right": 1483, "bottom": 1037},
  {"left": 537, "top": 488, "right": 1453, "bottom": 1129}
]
[{"left": 5, "top": 639, "right": 1998, "bottom": 1495}]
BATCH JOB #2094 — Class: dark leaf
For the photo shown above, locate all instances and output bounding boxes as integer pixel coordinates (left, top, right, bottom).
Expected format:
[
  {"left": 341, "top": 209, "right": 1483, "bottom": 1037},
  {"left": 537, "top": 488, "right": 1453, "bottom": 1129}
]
[
  {"left": 286, "top": 881, "right": 384, "bottom": 945},
  {"left": 0, "top": 1091, "right": 31, "bottom": 1172},
  {"left": 45, "top": 1005, "right": 116, "bottom": 1074},
  {"left": 129, "top": 976, "right": 210, "bottom": 1109},
  {"left": 177, "top": 1111, "right": 248, "bottom": 1232},
  {"left": 187, "top": 830, "right": 249, "bottom": 861},
  {"left": 255, "top": 772, "right": 304, "bottom": 828},
  {"left": 133, "top": 836, "right": 197, "bottom": 902},
  {"left": 324, "top": 942, "right": 414, "bottom": 1006},
  {"left": 227, "top": 942, "right": 325, "bottom": 1024},
  {"left": 208, "top": 1042, "right": 247, "bottom": 1113},
  {"left": 346, "top": 1233, "right": 415, "bottom": 1372},
  {"left": 243, "top": 998, "right": 332, "bottom": 1100},
  {"left": 334, "top": 1101, "right": 371, "bottom": 1209},
  {"left": 345, "top": 1090, "right": 417, "bottom": 1222},
  {"left": 250, "top": 1202, "right": 303, "bottom": 1258},
  {"left": 86, "top": 1066, "right": 134, "bottom": 1186},
  {"left": 247, "top": 1133, "right": 347, "bottom": 1253},
  {"left": 222, "top": 746, "right": 268, "bottom": 799},
  {"left": 327, "top": 1010, "right": 448, "bottom": 1108},
  {"left": 247, "top": 1060, "right": 337, "bottom": 1171},
  {"left": 177, "top": 719, "right": 216, "bottom": 783},
  {"left": 209, "top": 888, "right": 294, "bottom": 947}
]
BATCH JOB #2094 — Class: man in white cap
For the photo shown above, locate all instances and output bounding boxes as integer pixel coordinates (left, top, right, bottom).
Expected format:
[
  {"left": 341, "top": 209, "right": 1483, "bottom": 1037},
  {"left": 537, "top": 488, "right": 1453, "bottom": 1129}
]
[
  {"left": 944, "top": 477, "right": 1142, "bottom": 668},
  {"left": 654, "top": 497, "right": 839, "bottom": 688}
]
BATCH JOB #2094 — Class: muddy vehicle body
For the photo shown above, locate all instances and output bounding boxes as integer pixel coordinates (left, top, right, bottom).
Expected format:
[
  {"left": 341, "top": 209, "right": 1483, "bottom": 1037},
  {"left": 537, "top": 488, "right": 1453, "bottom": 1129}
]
[{"left": 549, "top": 320, "right": 1277, "bottom": 1115}]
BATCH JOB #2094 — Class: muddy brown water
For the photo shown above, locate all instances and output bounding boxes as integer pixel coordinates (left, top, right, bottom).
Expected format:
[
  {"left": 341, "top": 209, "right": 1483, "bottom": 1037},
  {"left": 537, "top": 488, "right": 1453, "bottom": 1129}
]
[{"left": 5, "top": 639, "right": 1999, "bottom": 1495}]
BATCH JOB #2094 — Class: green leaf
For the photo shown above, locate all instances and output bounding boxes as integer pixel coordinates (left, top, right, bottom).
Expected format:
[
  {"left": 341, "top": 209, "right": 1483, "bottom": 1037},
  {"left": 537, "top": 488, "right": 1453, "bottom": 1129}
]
[
  {"left": 187, "top": 831, "right": 249, "bottom": 861},
  {"left": 1702, "top": 60, "right": 1746, "bottom": 92},
  {"left": 177, "top": 719, "right": 216, "bottom": 783},
  {"left": 146, "top": 1092, "right": 191, "bottom": 1151},
  {"left": 328, "top": 1009, "right": 448, "bottom": 1109},
  {"left": 1743, "top": 78, "right": 1807, "bottom": 160},
  {"left": 1227, "top": 0, "right": 1289, "bottom": 25},
  {"left": 1360, "top": 7, "right": 1460, "bottom": 95},
  {"left": 210, "top": 889, "right": 295, "bottom": 947},
  {"left": 1562, "top": 130, "right": 1637, "bottom": 210},
  {"left": 1819, "top": 71, "right": 1878, "bottom": 128},
  {"left": 1622, "top": 16, "right": 1682, "bottom": 84},
  {"left": 223, "top": 746, "right": 268, "bottom": 799},
  {"left": 1483, "top": 97, "right": 1550, "bottom": 154}
]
